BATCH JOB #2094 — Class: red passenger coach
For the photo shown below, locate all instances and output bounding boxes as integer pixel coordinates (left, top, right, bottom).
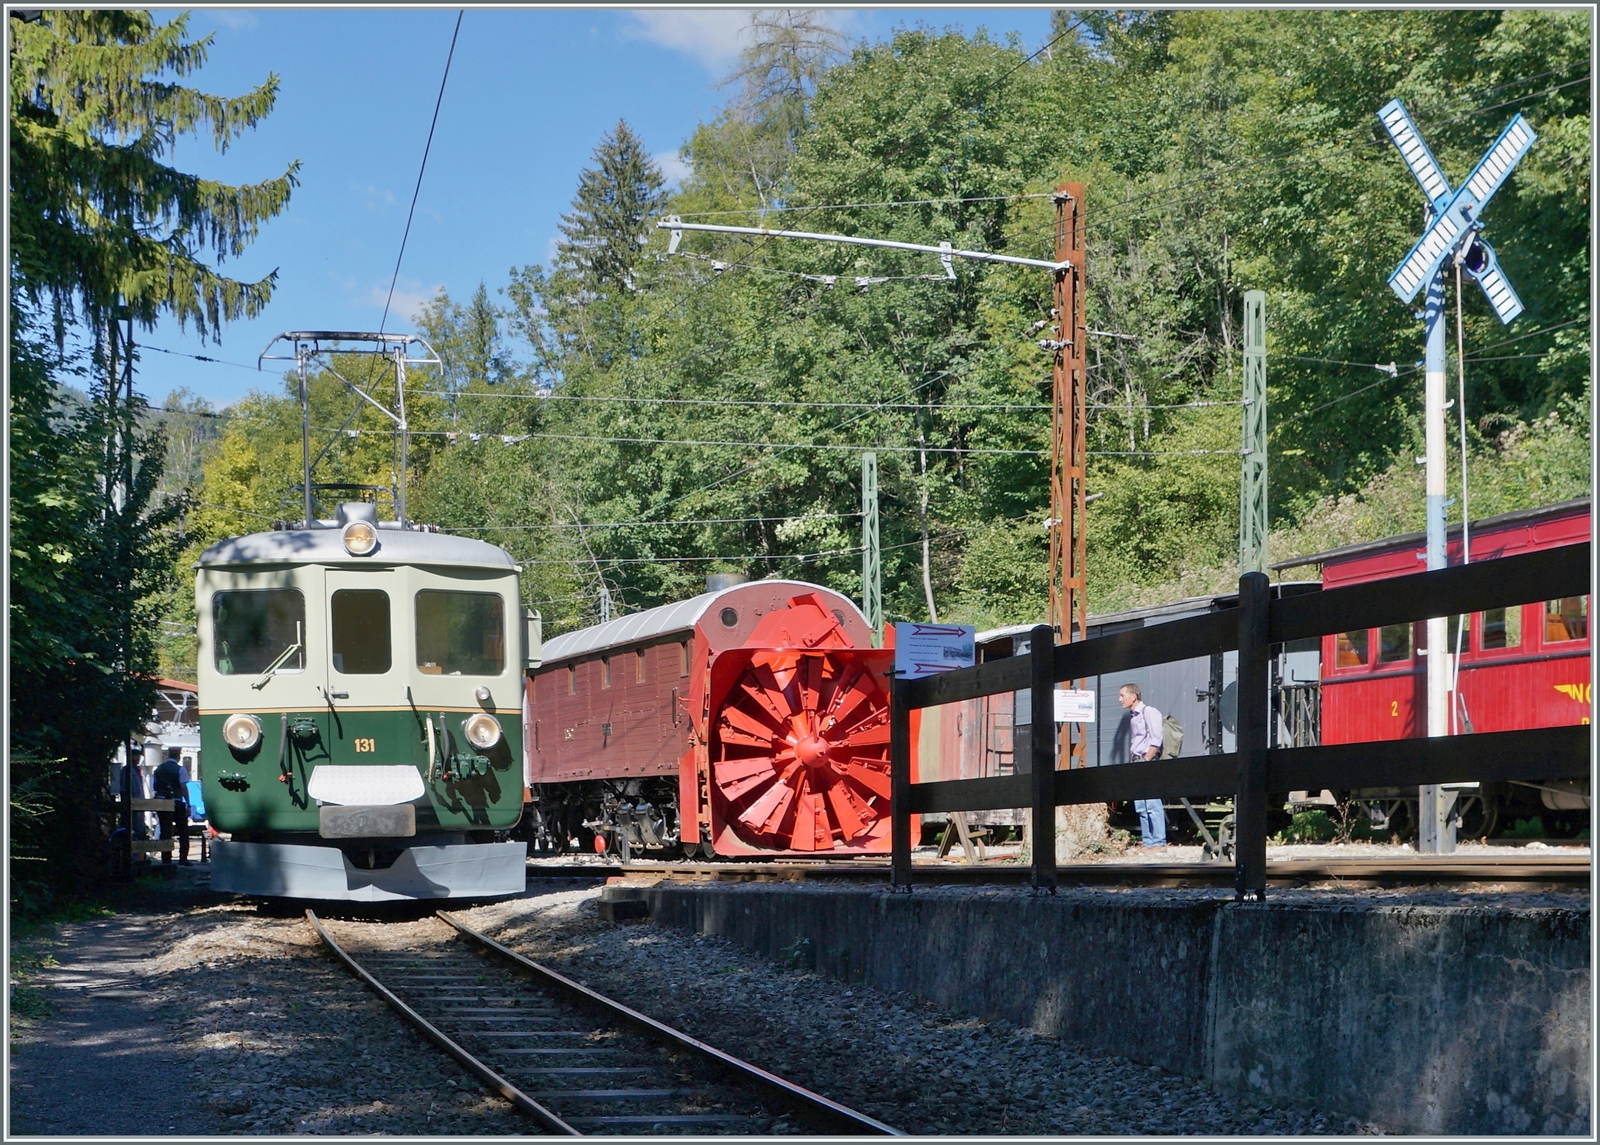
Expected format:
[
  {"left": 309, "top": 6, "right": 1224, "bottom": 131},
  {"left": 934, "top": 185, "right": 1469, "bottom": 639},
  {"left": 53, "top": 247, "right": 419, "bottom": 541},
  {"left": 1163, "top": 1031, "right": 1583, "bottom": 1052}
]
[
  {"left": 524, "top": 580, "right": 896, "bottom": 859},
  {"left": 1311, "top": 499, "right": 1591, "bottom": 745}
]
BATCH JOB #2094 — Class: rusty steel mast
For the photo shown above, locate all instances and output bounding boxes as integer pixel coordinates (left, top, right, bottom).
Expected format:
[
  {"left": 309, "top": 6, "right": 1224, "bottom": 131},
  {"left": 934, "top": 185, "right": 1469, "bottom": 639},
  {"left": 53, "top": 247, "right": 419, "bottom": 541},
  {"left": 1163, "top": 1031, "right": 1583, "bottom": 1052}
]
[{"left": 1047, "top": 184, "right": 1089, "bottom": 768}]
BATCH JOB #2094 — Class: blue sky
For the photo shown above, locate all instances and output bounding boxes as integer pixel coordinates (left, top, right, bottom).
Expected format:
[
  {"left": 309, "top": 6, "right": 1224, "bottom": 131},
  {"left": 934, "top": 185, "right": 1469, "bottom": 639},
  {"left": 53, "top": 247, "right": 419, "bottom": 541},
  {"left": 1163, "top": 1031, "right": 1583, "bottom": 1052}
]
[{"left": 137, "top": 6, "right": 1057, "bottom": 409}]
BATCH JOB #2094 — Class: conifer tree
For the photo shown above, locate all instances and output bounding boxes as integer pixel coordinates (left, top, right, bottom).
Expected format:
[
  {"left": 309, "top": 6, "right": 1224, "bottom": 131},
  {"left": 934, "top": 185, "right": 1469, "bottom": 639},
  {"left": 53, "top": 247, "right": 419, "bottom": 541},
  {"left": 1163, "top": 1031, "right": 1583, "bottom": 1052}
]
[
  {"left": 553, "top": 120, "right": 667, "bottom": 295},
  {"left": 8, "top": 10, "right": 293, "bottom": 902},
  {"left": 9, "top": 9, "right": 299, "bottom": 342},
  {"left": 718, "top": 10, "right": 850, "bottom": 147},
  {"left": 416, "top": 281, "right": 513, "bottom": 390}
]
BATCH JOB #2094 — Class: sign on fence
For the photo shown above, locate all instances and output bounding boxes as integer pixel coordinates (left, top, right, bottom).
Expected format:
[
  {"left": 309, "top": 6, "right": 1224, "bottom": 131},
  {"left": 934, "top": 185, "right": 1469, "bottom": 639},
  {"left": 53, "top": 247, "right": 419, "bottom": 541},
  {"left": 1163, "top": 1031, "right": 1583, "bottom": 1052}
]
[
  {"left": 1054, "top": 687, "right": 1096, "bottom": 723},
  {"left": 893, "top": 623, "right": 975, "bottom": 679}
]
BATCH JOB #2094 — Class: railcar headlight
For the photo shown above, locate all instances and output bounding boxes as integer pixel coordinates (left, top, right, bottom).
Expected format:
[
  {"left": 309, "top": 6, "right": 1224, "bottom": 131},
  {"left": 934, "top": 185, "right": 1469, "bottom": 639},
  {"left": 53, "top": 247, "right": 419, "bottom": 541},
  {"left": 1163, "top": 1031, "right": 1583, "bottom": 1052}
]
[
  {"left": 223, "top": 713, "right": 263, "bottom": 751},
  {"left": 463, "top": 712, "right": 502, "bottom": 750},
  {"left": 343, "top": 519, "right": 378, "bottom": 556}
]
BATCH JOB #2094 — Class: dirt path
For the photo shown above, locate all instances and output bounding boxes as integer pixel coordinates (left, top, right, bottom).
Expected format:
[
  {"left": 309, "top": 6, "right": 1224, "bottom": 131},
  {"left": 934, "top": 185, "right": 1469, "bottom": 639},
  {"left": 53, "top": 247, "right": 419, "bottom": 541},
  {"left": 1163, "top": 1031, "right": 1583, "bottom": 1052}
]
[{"left": 10, "top": 909, "right": 217, "bottom": 1135}]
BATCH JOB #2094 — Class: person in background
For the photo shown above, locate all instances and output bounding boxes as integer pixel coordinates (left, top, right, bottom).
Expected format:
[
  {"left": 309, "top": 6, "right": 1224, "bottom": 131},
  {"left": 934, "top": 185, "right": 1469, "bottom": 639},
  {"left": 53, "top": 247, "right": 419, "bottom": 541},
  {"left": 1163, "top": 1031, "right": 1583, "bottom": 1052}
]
[
  {"left": 152, "top": 747, "right": 191, "bottom": 865},
  {"left": 1118, "top": 683, "right": 1167, "bottom": 848}
]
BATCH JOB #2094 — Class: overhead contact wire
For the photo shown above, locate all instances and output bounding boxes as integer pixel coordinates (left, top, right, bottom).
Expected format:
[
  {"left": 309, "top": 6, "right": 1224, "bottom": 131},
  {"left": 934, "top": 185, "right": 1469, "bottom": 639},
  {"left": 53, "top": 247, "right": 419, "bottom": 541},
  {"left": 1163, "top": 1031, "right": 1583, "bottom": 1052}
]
[{"left": 379, "top": 10, "right": 464, "bottom": 334}]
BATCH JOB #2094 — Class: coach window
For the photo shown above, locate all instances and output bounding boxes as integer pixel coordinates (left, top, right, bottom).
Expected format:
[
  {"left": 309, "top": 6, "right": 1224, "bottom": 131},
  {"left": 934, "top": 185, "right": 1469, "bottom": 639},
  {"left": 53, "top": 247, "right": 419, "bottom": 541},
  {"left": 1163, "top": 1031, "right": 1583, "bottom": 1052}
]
[
  {"left": 213, "top": 589, "right": 305, "bottom": 675},
  {"left": 636, "top": 649, "right": 647, "bottom": 683},
  {"left": 1335, "top": 629, "right": 1369, "bottom": 668},
  {"left": 1377, "top": 622, "right": 1412, "bottom": 665},
  {"left": 1481, "top": 606, "right": 1523, "bottom": 650},
  {"left": 331, "top": 589, "right": 391, "bottom": 674},
  {"left": 568, "top": 665, "right": 577, "bottom": 695},
  {"left": 415, "top": 590, "right": 504, "bottom": 676},
  {"left": 1445, "top": 614, "right": 1470, "bottom": 654},
  {"left": 602, "top": 657, "right": 612, "bottom": 688},
  {"left": 679, "top": 641, "right": 690, "bottom": 677},
  {"left": 1545, "top": 596, "right": 1589, "bottom": 644}
]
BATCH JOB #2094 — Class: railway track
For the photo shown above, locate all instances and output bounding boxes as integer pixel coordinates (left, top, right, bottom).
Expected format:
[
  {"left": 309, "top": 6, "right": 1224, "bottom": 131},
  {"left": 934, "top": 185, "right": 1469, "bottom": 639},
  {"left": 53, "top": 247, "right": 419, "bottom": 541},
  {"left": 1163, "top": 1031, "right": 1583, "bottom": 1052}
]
[
  {"left": 526, "top": 855, "right": 1591, "bottom": 888},
  {"left": 307, "top": 909, "right": 901, "bottom": 1136}
]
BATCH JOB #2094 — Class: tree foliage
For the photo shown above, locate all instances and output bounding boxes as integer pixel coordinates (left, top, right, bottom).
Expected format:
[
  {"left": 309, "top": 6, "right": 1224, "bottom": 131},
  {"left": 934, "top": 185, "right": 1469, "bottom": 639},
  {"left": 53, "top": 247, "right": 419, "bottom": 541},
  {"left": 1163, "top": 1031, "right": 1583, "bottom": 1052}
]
[
  {"left": 8, "top": 9, "right": 298, "bottom": 341},
  {"left": 179, "top": 9, "right": 1588, "bottom": 645}
]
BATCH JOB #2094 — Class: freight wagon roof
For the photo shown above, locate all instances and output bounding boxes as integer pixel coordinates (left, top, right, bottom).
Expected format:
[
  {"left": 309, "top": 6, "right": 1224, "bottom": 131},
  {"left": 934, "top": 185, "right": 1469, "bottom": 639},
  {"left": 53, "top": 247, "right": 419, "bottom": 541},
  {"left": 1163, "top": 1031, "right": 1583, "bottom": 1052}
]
[
  {"left": 1270, "top": 498, "right": 1590, "bottom": 572},
  {"left": 540, "top": 580, "right": 839, "bottom": 664},
  {"left": 975, "top": 583, "right": 1320, "bottom": 649},
  {"left": 197, "top": 524, "right": 516, "bottom": 570}
]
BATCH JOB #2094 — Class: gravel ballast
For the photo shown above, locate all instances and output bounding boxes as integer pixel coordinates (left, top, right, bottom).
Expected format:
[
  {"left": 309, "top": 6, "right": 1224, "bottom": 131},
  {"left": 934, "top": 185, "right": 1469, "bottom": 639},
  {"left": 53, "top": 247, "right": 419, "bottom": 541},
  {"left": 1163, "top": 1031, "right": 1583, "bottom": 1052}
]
[{"left": 13, "top": 861, "right": 1582, "bottom": 1135}]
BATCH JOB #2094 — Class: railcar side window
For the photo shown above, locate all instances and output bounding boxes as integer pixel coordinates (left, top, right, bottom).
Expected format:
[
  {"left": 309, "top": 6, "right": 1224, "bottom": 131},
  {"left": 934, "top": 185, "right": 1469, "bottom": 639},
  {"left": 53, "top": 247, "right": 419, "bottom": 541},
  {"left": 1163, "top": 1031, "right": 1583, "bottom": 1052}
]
[
  {"left": 636, "top": 649, "right": 646, "bottom": 683},
  {"left": 679, "top": 641, "right": 690, "bottom": 677},
  {"left": 331, "top": 589, "right": 391, "bottom": 674},
  {"left": 1545, "top": 596, "right": 1588, "bottom": 643},
  {"left": 1482, "top": 607, "right": 1523, "bottom": 650},
  {"left": 1335, "top": 629, "right": 1369, "bottom": 668},
  {"left": 1445, "top": 614, "right": 1469, "bottom": 654},
  {"left": 213, "top": 589, "right": 305, "bottom": 675},
  {"left": 1377, "top": 623, "right": 1412, "bottom": 664},
  {"left": 415, "top": 590, "right": 504, "bottom": 676}
]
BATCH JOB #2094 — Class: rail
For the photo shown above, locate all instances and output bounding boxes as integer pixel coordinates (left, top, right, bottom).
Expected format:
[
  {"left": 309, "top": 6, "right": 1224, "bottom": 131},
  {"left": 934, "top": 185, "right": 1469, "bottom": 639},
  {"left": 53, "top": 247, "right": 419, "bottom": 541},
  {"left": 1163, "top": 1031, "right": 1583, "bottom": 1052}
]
[
  {"left": 888, "top": 542, "right": 1591, "bottom": 898},
  {"left": 439, "top": 912, "right": 901, "bottom": 1135},
  {"left": 307, "top": 909, "right": 578, "bottom": 1133},
  {"left": 309, "top": 908, "right": 901, "bottom": 1135}
]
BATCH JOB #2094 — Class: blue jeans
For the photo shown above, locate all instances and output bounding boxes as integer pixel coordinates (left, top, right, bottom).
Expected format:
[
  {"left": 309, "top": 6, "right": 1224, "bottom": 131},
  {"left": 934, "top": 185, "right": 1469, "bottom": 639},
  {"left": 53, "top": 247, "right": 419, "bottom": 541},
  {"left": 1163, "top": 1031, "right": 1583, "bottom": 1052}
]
[{"left": 1135, "top": 799, "right": 1167, "bottom": 846}]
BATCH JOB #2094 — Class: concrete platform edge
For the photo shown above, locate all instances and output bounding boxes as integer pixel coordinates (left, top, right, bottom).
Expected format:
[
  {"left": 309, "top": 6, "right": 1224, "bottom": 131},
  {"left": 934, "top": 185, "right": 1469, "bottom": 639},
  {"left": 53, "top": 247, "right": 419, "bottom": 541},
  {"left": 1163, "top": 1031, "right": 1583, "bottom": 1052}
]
[{"left": 610, "top": 883, "right": 1590, "bottom": 1134}]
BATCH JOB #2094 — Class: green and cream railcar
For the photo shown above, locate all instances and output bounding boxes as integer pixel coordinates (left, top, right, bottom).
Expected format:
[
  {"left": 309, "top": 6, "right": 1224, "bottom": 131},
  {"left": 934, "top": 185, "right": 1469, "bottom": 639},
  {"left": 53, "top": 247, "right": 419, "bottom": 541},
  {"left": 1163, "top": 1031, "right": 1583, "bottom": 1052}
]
[{"left": 199, "top": 502, "right": 539, "bottom": 900}]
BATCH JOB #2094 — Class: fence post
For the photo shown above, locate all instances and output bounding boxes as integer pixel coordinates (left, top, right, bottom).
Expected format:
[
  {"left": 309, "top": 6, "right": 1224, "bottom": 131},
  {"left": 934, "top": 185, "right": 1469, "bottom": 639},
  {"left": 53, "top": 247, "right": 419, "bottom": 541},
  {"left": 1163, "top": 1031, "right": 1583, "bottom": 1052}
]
[
  {"left": 890, "top": 675, "right": 913, "bottom": 889},
  {"left": 1029, "top": 624, "right": 1058, "bottom": 891},
  {"left": 1235, "top": 573, "right": 1270, "bottom": 900}
]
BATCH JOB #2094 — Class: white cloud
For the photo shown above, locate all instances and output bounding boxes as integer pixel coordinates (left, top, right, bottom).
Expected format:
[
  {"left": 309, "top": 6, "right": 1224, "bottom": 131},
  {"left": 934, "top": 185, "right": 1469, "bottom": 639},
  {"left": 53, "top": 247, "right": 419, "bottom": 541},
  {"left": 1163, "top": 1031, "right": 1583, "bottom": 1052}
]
[
  {"left": 354, "top": 183, "right": 398, "bottom": 215},
  {"left": 365, "top": 278, "right": 445, "bottom": 326},
  {"left": 624, "top": 9, "right": 758, "bottom": 71},
  {"left": 209, "top": 10, "right": 259, "bottom": 32},
  {"left": 654, "top": 149, "right": 692, "bottom": 187}
]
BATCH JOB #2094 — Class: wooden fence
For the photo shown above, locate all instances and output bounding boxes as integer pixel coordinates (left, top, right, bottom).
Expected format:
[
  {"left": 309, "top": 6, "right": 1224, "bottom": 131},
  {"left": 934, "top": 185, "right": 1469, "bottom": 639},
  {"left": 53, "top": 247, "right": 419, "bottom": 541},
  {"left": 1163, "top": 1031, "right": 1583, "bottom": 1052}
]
[{"left": 889, "top": 542, "right": 1591, "bottom": 898}]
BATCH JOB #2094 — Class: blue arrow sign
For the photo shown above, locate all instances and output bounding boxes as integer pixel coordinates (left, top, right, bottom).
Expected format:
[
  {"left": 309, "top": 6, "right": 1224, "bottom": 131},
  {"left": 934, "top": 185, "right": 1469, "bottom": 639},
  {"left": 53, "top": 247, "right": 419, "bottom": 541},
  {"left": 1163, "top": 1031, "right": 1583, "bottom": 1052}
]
[{"left": 1381, "top": 101, "right": 1536, "bottom": 322}]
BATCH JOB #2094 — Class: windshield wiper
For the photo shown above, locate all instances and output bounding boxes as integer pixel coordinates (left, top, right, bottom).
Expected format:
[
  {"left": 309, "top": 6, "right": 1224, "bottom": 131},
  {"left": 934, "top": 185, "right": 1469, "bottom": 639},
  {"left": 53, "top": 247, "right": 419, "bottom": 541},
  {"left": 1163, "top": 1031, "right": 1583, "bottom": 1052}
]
[{"left": 251, "top": 623, "right": 304, "bottom": 690}]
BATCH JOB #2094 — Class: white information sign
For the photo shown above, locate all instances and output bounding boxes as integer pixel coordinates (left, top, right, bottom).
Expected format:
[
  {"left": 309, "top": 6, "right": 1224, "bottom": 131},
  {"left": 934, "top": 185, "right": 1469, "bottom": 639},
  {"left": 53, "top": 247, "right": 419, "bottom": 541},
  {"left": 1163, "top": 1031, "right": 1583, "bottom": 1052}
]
[
  {"left": 893, "top": 623, "right": 976, "bottom": 680},
  {"left": 1054, "top": 687, "right": 1096, "bottom": 724}
]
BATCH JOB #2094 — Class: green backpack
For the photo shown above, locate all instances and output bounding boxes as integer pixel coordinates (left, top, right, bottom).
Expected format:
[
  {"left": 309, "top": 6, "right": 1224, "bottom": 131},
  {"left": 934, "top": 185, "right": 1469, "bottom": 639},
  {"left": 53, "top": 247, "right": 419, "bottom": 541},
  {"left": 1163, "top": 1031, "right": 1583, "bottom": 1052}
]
[{"left": 1160, "top": 714, "right": 1184, "bottom": 759}]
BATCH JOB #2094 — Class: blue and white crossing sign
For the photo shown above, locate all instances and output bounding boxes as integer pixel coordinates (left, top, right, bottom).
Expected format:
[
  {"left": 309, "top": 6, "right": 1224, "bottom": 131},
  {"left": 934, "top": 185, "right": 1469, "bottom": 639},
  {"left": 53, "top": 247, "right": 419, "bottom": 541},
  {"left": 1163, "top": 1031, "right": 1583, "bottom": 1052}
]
[
  {"left": 1379, "top": 98, "right": 1536, "bottom": 323},
  {"left": 1378, "top": 100, "right": 1452, "bottom": 206}
]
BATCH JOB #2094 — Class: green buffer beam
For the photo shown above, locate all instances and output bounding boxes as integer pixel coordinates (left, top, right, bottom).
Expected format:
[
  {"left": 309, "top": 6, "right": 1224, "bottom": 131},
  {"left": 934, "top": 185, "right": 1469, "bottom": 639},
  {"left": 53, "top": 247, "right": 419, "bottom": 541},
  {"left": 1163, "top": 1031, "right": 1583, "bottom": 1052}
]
[
  {"left": 1240, "top": 291, "right": 1268, "bottom": 577},
  {"left": 861, "top": 451, "right": 882, "bottom": 647}
]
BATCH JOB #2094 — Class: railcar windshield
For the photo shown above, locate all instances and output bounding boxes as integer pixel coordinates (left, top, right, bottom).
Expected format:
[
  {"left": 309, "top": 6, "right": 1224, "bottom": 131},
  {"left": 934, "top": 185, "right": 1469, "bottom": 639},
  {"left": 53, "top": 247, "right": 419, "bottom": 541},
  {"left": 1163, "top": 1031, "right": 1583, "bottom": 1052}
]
[
  {"left": 213, "top": 589, "right": 305, "bottom": 675},
  {"left": 331, "top": 589, "right": 391, "bottom": 674},
  {"left": 415, "top": 590, "right": 504, "bottom": 676}
]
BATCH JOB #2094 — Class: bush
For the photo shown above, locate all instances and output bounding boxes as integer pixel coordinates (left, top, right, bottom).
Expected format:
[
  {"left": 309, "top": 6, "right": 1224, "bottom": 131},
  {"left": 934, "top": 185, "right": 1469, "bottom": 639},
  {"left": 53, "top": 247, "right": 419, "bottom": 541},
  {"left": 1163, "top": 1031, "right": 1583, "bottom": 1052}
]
[{"left": 1276, "top": 809, "right": 1336, "bottom": 843}]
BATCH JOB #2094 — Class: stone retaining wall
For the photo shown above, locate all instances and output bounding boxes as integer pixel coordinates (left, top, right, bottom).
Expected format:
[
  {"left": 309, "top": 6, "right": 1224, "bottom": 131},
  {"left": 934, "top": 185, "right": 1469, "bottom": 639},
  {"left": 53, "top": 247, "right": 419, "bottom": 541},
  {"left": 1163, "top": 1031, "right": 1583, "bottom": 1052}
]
[{"left": 605, "top": 882, "right": 1590, "bottom": 1134}]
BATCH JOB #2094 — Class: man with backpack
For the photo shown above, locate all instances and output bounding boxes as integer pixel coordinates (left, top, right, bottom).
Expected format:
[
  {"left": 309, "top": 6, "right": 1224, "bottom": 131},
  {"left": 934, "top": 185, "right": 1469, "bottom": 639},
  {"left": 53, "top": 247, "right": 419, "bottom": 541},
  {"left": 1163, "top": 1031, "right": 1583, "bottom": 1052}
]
[
  {"left": 152, "top": 747, "right": 191, "bottom": 865},
  {"left": 1118, "top": 683, "right": 1168, "bottom": 847}
]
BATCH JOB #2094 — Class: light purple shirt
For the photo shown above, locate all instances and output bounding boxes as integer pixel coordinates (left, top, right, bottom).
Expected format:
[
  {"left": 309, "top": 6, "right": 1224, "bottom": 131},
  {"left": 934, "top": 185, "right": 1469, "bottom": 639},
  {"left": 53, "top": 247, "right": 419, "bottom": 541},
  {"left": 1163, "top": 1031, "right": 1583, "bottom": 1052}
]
[{"left": 1129, "top": 701, "right": 1163, "bottom": 760}]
